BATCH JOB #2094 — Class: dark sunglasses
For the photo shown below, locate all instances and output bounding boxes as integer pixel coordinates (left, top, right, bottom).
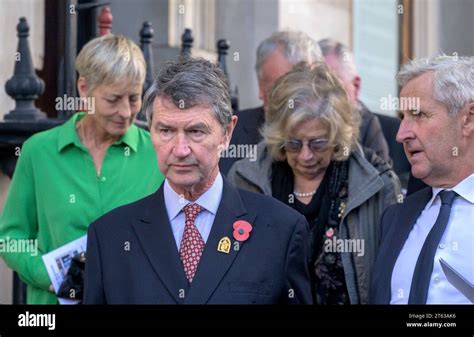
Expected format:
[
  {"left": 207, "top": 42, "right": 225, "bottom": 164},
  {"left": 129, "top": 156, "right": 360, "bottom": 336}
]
[{"left": 281, "top": 138, "right": 330, "bottom": 153}]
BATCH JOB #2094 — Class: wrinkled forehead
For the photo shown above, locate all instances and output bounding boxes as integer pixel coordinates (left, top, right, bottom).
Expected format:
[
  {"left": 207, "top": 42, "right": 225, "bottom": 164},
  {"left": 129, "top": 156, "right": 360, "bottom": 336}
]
[
  {"left": 400, "top": 72, "right": 434, "bottom": 96},
  {"left": 152, "top": 96, "right": 217, "bottom": 124}
]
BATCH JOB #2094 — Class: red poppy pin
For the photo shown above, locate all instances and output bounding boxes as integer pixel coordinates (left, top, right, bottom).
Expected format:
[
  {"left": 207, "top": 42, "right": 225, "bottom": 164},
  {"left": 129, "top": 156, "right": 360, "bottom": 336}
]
[
  {"left": 325, "top": 228, "right": 334, "bottom": 238},
  {"left": 233, "top": 220, "right": 253, "bottom": 242}
]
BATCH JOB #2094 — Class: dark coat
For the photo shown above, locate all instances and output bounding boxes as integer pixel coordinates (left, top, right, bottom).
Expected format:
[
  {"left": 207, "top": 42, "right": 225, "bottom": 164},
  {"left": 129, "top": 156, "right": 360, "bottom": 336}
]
[
  {"left": 358, "top": 102, "right": 390, "bottom": 165},
  {"left": 371, "top": 187, "right": 432, "bottom": 304},
  {"left": 219, "top": 106, "right": 265, "bottom": 175},
  {"left": 228, "top": 142, "right": 401, "bottom": 304},
  {"left": 83, "top": 178, "right": 313, "bottom": 304}
]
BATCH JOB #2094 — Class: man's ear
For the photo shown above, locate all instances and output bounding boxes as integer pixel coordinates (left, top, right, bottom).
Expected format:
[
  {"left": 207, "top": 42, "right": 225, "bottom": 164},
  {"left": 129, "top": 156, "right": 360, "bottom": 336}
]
[
  {"left": 352, "top": 75, "right": 361, "bottom": 101},
  {"left": 77, "top": 76, "right": 88, "bottom": 97},
  {"left": 462, "top": 101, "right": 474, "bottom": 137},
  {"left": 223, "top": 115, "right": 238, "bottom": 150}
]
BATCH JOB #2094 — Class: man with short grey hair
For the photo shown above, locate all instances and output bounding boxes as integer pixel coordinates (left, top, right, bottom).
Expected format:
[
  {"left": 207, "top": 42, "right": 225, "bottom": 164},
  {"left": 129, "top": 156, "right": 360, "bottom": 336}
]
[
  {"left": 84, "top": 57, "right": 313, "bottom": 304},
  {"left": 256, "top": 31, "right": 322, "bottom": 112},
  {"left": 220, "top": 31, "right": 322, "bottom": 174},
  {"left": 372, "top": 55, "right": 474, "bottom": 304},
  {"left": 318, "top": 38, "right": 391, "bottom": 165}
]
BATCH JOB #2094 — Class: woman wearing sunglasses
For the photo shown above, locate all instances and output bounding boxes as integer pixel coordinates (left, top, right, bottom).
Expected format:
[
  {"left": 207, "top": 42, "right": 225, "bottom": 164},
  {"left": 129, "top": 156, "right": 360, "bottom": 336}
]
[{"left": 228, "top": 62, "right": 400, "bottom": 305}]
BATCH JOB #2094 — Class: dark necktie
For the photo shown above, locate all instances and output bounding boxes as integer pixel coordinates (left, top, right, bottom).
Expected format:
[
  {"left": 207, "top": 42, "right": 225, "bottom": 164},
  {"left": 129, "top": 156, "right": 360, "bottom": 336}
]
[{"left": 408, "top": 190, "right": 458, "bottom": 304}]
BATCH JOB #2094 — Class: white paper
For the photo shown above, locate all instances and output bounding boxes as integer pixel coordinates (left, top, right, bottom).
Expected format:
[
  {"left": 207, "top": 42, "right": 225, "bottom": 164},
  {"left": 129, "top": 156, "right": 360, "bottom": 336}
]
[{"left": 41, "top": 235, "right": 87, "bottom": 305}]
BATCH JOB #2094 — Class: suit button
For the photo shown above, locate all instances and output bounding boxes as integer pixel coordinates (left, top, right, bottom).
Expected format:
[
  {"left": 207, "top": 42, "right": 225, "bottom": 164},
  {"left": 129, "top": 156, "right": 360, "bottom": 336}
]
[{"left": 101, "top": 176, "right": 106, "bottom": 182}]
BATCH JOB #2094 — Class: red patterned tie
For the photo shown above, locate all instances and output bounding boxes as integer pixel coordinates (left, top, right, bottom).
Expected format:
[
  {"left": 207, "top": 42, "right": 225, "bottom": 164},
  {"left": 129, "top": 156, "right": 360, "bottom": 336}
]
[{"left": 179, "top": 203, "right": 205, "bottom": 283}]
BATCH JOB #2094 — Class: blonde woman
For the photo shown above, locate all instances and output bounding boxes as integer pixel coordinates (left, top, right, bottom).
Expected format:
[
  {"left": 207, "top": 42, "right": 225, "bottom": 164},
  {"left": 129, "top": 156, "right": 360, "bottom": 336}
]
[
  {"left": 0, "top": 35, "right": 164, "bottom": 304},
  {"left": 228, "top": 62, "right": 400, "bottom": 304}
]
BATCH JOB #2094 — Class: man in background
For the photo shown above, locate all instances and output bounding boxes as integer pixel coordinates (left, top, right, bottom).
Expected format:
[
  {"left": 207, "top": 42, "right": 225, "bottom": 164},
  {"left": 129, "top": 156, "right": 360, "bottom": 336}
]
[
  {"left": 318, "top": 38, "right": 391, "bottom": 165},
  {"left": 220, "top": 31, "right": 322, "bottom": 174}
]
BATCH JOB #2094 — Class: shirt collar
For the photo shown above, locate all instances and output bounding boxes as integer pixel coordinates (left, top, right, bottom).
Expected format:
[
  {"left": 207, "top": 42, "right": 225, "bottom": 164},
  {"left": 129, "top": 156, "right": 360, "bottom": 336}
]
[
  {"left": 426, "top": 173, "right": 474, "bottom": 209},
  {"left": 163, "top": 172, "right": 223, "bottom": 221},
  {"left": 452, "top": 173, "right": 474, "bottom": 204},
  {"left": 57, "top": 112, "right": 85, "bottom": 152},
  {"left": 57, "top": 112, "right": 139, "bottom": 153}
]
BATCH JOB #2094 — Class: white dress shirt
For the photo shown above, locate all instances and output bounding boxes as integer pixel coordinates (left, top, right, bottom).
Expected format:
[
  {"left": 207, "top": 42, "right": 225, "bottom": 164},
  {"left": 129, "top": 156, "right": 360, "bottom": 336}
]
[
  {"left": 163, "top": 173, "right": 223, "bottom": 250},
  {"left": 391, "top": 174, "right": 474, "bottom": 304}
]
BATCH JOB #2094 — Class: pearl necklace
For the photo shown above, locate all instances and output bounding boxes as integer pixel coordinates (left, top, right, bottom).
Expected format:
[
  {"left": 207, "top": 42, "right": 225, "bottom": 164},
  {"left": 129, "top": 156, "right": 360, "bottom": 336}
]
[{"left": 293, "top": 190, "right": 317, "bottom": 197}]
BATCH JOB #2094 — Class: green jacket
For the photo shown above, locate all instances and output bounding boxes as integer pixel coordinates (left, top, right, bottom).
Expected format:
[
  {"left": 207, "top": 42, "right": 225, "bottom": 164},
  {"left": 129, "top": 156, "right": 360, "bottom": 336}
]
[
  {"left": 0, "top": 113, "right": 164, "bottom": 304},
  {"left": 228, "top": 142, "right": 401, "bottom": 304}
]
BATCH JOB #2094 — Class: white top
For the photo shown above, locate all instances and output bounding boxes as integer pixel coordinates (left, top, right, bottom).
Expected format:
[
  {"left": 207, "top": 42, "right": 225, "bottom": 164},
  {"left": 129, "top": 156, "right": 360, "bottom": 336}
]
[{"left": 391, "top": 174, "right": 474, "bottom": 304}]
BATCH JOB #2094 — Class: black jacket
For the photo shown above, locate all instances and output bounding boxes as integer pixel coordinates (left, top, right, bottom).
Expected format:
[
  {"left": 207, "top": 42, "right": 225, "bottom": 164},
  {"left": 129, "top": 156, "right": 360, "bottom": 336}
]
[
  {"left": 84, "top": 178, "right": 313, "bottom": 304},
  {"left": 219, "top": 106, "right": 265, "bottom": 175},
  {"left": 358, "top": 101, "right": 390, "bottom": 165},
  {"left": 371, "top": 187, "right": 432, "bottom": 304}
]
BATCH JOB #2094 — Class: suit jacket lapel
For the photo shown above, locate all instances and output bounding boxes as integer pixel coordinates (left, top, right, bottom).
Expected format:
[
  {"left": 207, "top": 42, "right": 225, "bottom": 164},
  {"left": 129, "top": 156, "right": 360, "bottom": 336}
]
[
  {"left": 131, "top": 186, "right": 188, "bottom": 304},
  {"left": 184, "top": 179, "right": 256, "bottom": 304},
  {"left": 378, "top": 187, "right": 432, "bottom": 303}
]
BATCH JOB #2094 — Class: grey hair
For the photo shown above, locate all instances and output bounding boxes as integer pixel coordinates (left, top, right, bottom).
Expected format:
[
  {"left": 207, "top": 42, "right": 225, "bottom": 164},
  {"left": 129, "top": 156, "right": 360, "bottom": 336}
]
[
  {"left": 318, "top": 38, "right": 357, "bottom": 77},
  {"left": 255, "top": 31, "right": 322, "bottom": 80},
  {"left": 397, "top": 55, "right": 474, "bottom": 116},
  {"left": 143, "top": 56, "right": 232, "bottom": 131}
]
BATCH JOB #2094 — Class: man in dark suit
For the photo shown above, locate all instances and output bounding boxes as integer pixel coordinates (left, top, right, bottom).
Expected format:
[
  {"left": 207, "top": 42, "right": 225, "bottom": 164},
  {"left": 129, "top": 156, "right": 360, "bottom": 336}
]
[
  {"left": 83, "top": 57, "right": 313, "bottom": 304},
  {"left": 219, "top": 31, "right": 322, "bottom": 175},
  {"left": 372, "top": 55, "right": 474, "bottom": 304}
]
